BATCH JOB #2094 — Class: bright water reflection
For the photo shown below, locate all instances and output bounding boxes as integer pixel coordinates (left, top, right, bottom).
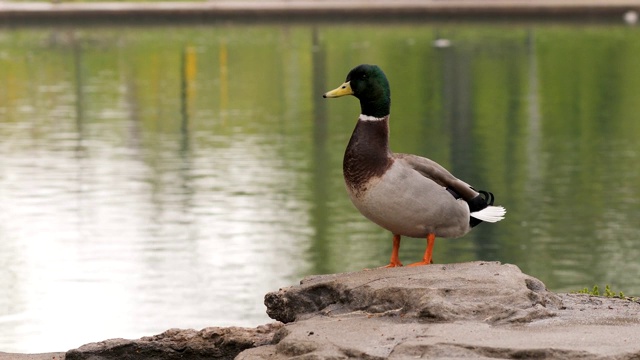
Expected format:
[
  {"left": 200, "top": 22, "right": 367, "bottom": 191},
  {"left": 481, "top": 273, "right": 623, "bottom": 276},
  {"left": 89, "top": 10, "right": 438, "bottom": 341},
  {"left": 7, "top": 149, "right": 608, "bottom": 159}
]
[{"left": 1, "top": 24, "right": 639, "bottom": 353}]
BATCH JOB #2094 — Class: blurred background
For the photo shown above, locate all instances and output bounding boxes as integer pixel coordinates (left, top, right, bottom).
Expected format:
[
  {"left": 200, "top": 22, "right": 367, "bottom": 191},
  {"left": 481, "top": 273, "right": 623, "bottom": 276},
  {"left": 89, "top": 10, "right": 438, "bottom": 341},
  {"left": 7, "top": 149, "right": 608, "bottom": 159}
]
[{"left": 1, "top": 1, "right": 640, "bottom": 353}]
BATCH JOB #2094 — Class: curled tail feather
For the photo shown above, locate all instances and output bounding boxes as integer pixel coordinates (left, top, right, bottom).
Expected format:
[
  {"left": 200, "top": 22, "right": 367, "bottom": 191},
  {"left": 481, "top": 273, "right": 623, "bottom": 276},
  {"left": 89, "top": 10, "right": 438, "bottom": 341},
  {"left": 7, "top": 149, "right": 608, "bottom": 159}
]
[
  {"left": 471, "top": 205, "right": 506, "bottom": 223},
  {"left": 446, "top": 187, "right": 506, "bottom": 227},
  {"left": 468, "top": 190, "right": 506, "bottom": 227}
]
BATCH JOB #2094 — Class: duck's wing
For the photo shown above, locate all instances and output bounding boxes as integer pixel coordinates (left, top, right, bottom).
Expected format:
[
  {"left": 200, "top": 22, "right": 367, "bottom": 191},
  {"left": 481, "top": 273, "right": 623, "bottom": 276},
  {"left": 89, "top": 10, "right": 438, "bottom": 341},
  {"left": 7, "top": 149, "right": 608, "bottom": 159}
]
[
  {"left": 395, "top": 153, "right": 506, "bottom": 224},
  {"left": 394, "top": 153, "right": 479, "bottom": 201}
]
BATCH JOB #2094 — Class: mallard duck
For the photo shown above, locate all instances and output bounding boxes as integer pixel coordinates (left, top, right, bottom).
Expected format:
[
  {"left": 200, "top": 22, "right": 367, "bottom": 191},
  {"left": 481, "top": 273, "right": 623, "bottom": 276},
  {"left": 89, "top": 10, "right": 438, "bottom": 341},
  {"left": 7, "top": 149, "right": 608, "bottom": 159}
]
[{"left": 323, "top": 64, "right": 506, "bottom": 267}]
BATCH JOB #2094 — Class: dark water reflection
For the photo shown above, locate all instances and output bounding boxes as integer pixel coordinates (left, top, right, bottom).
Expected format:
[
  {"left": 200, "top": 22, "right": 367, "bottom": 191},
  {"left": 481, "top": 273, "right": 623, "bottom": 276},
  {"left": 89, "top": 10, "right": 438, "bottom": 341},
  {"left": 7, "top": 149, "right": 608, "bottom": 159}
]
[{"left": 1, "top": 23, "right": 639, "bottom": 352}]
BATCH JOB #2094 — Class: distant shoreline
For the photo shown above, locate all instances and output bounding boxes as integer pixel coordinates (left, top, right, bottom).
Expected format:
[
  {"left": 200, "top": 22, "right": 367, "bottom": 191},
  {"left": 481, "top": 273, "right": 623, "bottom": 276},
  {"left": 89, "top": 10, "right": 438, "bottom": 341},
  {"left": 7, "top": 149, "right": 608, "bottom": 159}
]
[{"left": 1, "top": 0, "right": 639, "bottom": 25}]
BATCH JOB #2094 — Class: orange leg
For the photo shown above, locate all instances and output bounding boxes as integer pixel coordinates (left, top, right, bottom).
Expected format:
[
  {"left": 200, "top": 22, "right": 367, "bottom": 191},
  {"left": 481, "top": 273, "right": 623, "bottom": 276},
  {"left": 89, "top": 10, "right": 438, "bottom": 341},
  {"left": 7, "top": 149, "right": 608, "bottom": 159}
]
[
  {"left": 381, "top": 234, "right": 403, "bottom": 268},
  {"left": 408, "top": 233, "right": 436, "bottom": 266}
]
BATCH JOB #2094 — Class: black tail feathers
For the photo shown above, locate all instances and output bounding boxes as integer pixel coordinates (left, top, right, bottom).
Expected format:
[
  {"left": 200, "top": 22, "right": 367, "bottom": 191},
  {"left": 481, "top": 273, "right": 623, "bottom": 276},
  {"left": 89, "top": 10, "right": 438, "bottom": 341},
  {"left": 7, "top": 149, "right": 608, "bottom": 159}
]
[
  {"left": 469, "top": 190, "right": 495, "bottom": 228},
  {"left": 445, "top": 187, "right": 496, "bottom": 228}
]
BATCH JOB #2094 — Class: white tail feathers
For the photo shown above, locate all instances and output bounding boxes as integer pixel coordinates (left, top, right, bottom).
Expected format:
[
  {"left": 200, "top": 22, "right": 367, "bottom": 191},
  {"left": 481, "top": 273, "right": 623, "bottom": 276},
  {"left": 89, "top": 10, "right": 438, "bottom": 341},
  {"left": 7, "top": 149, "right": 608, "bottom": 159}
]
[{"left": 470, "top": 206, "right": 506, "bottom": 223}]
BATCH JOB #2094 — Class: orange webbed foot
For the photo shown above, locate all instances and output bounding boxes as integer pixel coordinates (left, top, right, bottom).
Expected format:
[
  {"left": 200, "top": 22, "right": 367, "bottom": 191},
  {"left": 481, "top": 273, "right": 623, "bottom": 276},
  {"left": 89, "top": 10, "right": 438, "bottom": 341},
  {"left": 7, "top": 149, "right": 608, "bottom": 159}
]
[
  {"left": 407, "top": 233, "right": 436, "bottom": 266},
  {"left": 407, "top": 259, "right": 433, "bottom": 267},
  {"left": 374, "top": 234, "right": 404, "bottom": 269},
  {"left": 363, "top": 260, "right": 403, "bottom": 271},
  {"left": 380, "top": 260, "right": 403, "bottom": 268}
]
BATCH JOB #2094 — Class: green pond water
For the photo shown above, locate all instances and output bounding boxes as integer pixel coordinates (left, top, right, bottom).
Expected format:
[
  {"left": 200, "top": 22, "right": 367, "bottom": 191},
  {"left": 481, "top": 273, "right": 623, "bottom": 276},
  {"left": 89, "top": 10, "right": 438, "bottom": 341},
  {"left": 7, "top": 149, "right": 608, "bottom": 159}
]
[{"left": 1, "top": 22, "right": 639, "bottom": 353}]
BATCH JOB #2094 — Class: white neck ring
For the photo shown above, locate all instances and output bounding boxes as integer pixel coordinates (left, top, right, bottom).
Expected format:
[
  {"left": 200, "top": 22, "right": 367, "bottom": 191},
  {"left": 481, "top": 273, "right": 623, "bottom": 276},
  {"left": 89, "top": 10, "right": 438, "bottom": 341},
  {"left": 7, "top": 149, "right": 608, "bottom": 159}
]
[{"left": 358, "top": 114, "right": 387, "bottom": 122}]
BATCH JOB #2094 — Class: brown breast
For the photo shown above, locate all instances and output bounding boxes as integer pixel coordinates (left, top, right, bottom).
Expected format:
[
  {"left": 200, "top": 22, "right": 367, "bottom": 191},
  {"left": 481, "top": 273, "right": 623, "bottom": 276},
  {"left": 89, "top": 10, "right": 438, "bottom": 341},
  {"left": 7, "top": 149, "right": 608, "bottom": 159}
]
[{"left": 343, "top": 116, "right": 394, "bottom": 195}]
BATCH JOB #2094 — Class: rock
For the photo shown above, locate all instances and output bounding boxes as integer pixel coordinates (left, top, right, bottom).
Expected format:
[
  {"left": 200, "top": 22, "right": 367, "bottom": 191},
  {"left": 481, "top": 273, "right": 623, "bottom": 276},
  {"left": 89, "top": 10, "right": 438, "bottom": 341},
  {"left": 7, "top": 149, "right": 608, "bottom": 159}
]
[
  {"left": 249, "top": 261, "right": 640, "bottom": 359},
  {"left": 65, "top": 323, "right": 283, "bottom": 360},
  {"left": 0, "top": 353, "right": 66, "bottom": 360},
  {"left": 64, "top": 262, "right": 640, "bottom": 360},
  {"left": 264, "top": 261, "right": 561, "bottom": 324}
]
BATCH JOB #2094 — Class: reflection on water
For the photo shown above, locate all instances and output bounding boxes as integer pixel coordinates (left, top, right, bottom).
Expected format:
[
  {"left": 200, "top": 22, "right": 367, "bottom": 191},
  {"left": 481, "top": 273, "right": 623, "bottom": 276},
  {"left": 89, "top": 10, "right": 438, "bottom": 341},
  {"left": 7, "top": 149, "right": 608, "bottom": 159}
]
[{"left": 1, "top": 24, "right": 640, "bottom": 353}]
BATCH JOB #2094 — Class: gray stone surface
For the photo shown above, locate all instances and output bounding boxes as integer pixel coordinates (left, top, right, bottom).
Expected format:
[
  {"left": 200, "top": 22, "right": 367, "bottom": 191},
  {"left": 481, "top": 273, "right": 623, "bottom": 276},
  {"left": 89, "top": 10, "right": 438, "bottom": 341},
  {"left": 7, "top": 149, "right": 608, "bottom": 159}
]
[
  {"left": 65, "top": 324, "right": 283, "bottom": 360},
  {"left": 264, "top": 261, "right": 561, "bottom": 325},
  {"left": 249, "top": 261, "right": 640, "bottom": 359},
  {"left": 0, "top": 353, "right": 65, "bottom": 360}
]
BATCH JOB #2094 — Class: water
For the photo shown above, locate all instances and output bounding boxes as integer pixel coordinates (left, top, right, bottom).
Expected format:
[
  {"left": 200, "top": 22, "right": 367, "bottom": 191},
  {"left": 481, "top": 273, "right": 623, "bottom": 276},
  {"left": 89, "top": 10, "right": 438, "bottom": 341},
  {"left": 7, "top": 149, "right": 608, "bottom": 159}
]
[{"left": 1, "top": 23, "right": 639, "bottom": 353}]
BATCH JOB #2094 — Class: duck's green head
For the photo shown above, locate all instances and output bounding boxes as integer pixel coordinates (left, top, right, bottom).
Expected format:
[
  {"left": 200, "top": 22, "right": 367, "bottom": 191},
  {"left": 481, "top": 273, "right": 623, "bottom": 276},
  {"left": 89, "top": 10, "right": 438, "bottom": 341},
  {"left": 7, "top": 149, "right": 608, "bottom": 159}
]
[{"left": 323, "top": 64, "right": 391, "bottom": 118}]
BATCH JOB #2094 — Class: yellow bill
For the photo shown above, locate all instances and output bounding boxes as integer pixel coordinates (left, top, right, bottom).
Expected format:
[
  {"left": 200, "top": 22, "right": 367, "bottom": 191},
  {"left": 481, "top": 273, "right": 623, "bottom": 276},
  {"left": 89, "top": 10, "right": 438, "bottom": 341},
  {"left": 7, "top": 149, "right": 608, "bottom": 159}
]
[{"left": 323, "top": 81, "right": 353, "bottom": 98}]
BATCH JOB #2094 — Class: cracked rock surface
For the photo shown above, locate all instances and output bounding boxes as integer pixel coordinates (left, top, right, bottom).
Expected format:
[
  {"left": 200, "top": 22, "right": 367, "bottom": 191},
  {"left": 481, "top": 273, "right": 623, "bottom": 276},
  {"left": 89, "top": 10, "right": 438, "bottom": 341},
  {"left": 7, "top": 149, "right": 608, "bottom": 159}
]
[
  {"left": 250, "top": 261, "right": 640, "bottom": 359},
  {"left": 65, "top": 324, "right": 283, "bottom": 360},
  {"left": 56, "top": 261, "right": 640, "bottom": 360},
  {"left": 264, "top": 261, "right": 560, "bottom": 324}
]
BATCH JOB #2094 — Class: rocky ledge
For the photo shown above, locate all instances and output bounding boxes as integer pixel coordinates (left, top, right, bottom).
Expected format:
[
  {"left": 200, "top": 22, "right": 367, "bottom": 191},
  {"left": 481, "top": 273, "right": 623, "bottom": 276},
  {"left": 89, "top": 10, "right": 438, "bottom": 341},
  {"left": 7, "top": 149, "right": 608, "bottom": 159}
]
[{"left": 13, "top": 261, "right": 640, "bottom": 360}]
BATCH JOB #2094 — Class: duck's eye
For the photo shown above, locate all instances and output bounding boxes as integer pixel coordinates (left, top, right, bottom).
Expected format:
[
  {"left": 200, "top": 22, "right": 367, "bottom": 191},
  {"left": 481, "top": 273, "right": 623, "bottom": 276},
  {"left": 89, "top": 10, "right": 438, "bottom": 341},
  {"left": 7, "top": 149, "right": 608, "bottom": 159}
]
[{"left": 361, "top": 74, "right": 367, "bottom": 79}]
